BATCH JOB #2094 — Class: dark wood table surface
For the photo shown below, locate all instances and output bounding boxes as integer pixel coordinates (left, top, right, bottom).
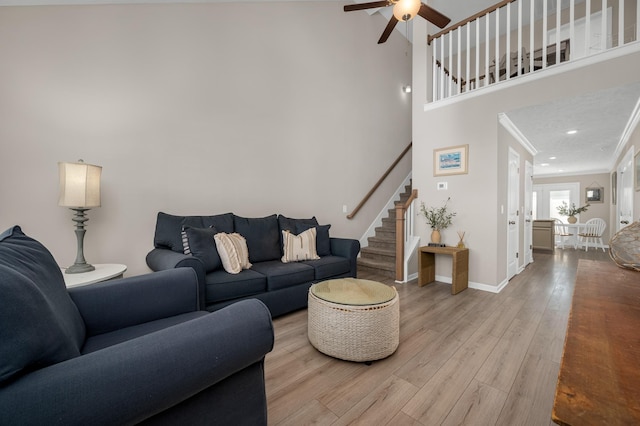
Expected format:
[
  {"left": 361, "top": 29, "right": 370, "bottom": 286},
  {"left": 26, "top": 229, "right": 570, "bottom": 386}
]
[{"left": 553, "top": 259, "right": 640, "bottom": 425}]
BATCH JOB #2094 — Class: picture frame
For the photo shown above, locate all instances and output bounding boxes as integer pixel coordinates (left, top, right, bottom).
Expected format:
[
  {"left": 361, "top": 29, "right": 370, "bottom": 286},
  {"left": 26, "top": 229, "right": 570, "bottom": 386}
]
[
  {"left": 585, "top": 186, "right": 604, "bottom": 203},
  {"left": 434, "top": 144, "right": 469, "bottom": 176},
  {"left": 635, "top": 151, "right": 640, "bottom": 192}
]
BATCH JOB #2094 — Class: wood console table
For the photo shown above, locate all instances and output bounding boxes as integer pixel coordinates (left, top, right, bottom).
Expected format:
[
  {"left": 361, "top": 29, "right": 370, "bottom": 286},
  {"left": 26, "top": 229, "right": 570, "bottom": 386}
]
[
  {"left": 418, "top": 246, "right": 469, "bottom": 294},
  {"left": 553, "top": 259, "right": 640, "bottom": 425}
]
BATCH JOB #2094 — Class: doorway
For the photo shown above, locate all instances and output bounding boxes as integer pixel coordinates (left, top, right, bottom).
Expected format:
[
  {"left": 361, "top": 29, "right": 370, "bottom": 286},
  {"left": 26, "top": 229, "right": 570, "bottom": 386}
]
[
  {"left": 616, "top": 147, "right": 635, "bottom": 232},
  {"left": 507, "top": 148, "right": 520, "bottom": 280}
]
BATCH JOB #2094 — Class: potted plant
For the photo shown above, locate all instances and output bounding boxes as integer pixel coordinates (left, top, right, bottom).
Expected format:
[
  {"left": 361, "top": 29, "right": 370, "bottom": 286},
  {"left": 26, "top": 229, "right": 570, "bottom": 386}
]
[
  {"left": 557, "top": 201, "right": 590, "bottom": 224},
  {"left": 419, "top": 198, "right": 456, "bottom": 244}
]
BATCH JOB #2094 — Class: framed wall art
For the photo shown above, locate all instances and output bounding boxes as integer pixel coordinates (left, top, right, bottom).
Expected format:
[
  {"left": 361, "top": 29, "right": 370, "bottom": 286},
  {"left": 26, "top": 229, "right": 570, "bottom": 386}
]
[
  {"left": 585, "top": 186, "right": 604, "bottom": 203},
  {"left": 433, "top": 144, "right": 468, "bottom": 176}
]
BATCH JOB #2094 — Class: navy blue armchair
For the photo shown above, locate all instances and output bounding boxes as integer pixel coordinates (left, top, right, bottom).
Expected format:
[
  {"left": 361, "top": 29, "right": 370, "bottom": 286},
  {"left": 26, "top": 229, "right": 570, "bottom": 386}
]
[{"left": 0, "top": 226, "right": 274, "bottom": 425}]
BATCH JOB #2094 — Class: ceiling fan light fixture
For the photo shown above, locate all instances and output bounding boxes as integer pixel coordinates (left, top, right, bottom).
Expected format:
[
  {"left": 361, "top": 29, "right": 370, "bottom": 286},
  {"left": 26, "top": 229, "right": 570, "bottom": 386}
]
[{"left": 393, "top": 0, "right": 421, "bottom": 22}]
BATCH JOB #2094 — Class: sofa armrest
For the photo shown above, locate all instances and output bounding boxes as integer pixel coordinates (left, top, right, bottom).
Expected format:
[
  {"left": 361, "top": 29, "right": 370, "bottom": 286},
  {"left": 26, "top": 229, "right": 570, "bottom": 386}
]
[
  {"left": 0, "top": 299, "right": 274, "bottom": 426},
  {"left": 68, "top": 268, "right": 200, "bottom": 336},
  {"left": 330, "top": 237, "right": 361, "bottom": 277},
  {"left": 146, "top": 248, "right": 206, "bottom": 309}
]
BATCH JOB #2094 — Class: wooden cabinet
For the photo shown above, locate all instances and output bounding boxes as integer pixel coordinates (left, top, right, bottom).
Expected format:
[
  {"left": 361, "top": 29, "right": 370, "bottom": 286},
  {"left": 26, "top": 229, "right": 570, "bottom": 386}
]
[{"left": 532, "top": 220, "right": 554, "bottom": 251}]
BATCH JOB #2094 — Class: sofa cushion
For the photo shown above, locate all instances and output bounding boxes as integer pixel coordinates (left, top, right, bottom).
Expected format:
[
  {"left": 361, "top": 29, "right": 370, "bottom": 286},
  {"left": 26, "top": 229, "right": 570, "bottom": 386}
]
[
  {"left": 201, "top": 212, "right": 235, "bottom": 234},
  {"left": 296, "top": 223, "right": 331, "bottom": 256},
  {"left": 183, "top": 226, "right": 221, "bottom": 273},
  {"left": 277, "top": 215, "right": 319, "bottom": 233},
  {"left": 154, "top": 212, "right": 204, "bottom": 252},
  {"left": 234, "top": 214, "right": 280, "bottom": 263},
  {"left": 281, "top": 228, "right": 320, "bottom": 263},
  {"left": 250, "top": 260, "right": 315, "bottom": 291},
  {"left": 0, "top": 226, "right": 86, "bottom": 384},
  {"left": 278, "top": 215, "right": 319, "bottom": 256},
  {"left": 81, "top": 311, "right": 208, "bottom": 354},
  {"left": 302, "top": 256, "right": 351, "bottom": 280},
  {"left": 204, "top": 269, "right": 267, "bottom": 303}
]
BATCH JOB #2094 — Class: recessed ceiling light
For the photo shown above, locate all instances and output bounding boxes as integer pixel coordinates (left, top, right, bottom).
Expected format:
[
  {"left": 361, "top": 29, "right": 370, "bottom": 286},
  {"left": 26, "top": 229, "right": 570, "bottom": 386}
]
[
  {"left": 549, "top": 156, "right": 556, "bottom": 160},
  {"left": 540, "top": 163, "right": 550, "bottom": 166},
  {"left": 566, "top": 130, "right": 577, "bottom": 135}
]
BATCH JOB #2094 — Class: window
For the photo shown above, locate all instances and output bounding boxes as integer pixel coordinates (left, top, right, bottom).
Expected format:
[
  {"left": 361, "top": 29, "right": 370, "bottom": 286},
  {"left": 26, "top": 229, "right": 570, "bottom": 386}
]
[{"left": 533, "top": 183, "right": 580, "bottom": 222}]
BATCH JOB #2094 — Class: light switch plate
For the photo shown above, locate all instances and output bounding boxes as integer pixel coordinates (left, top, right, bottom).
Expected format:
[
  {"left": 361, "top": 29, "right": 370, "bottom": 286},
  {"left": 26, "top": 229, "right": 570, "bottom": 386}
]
[{"left": 437, "top": 182, "right": 447, "bottom": 190}]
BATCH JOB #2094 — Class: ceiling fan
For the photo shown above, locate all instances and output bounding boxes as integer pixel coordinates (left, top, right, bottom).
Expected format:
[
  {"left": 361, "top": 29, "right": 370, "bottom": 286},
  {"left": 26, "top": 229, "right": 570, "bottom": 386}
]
[{"left": 344, "top": 0, "right": 451, "bottom": 44}]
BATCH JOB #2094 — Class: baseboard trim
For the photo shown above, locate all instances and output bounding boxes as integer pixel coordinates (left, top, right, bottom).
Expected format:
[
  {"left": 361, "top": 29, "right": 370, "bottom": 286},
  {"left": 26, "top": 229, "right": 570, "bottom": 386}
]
[{"left": 435, "top": 276, "right": 509, "bottom": 294}]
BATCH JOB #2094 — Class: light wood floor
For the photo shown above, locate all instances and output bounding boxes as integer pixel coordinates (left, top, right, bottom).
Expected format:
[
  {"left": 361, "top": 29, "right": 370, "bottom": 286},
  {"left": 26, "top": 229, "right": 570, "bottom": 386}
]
[{"left": 265, "top": 248, "right": 611, "bottom": 425}]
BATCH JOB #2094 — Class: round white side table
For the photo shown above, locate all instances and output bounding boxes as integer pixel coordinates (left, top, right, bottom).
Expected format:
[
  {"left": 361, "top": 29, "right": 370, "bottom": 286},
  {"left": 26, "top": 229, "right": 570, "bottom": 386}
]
[{"left": 62, "top": 264, "right": 127, "bottom": 288}]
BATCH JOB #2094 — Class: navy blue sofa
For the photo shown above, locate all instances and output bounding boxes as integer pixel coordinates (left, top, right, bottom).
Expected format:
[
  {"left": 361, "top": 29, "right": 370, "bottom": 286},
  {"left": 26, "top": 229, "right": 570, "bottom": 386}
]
[
  {"left": 0, "top": 226, "right": 274, "bottom": 425},
  {"left": 146, "top": 212, "right": 360, "bottom": 317}
]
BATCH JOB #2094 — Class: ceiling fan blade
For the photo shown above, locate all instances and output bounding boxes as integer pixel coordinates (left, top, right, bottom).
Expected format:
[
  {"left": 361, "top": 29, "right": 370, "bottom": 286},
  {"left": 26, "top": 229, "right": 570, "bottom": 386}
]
[
  {"left": 378, "top": 16, "right": 399, "bottom": 44},
  {"left": 344, "top": 1, "right": 390, "bottom": 12},
  {"left": 418, "top": 4, "right": 451, "bottom": 28}
]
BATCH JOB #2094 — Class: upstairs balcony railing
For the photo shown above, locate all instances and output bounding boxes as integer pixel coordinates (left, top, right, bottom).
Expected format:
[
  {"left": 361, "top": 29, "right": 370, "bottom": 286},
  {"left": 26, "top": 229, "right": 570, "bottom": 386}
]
[{"left": 428, "top": 0, "right": 639, "bottom": 101}]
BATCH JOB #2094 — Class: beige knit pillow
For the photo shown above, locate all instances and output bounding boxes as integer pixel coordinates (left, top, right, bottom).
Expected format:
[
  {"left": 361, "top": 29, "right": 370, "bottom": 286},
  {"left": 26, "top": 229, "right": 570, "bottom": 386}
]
[
  {"left": 214, "top": 233, "right": 251, "bottom": 274},
  {"left": 228, "top": 233, "right": 252, "bottom": 269},
  {"left": 281, "top": 228, "right": 320, "bottom": 263}
]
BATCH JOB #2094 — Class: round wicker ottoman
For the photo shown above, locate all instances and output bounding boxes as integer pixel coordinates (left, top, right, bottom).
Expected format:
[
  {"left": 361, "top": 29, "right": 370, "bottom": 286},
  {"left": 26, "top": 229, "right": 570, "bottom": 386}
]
[{"left": 307, "top": 278, "right": 399, "bottom": 362}]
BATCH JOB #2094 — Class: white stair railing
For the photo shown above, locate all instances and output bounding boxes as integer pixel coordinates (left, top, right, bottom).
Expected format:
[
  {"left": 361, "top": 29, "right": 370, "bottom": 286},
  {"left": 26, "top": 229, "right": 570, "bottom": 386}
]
[{"left": 429, "top": 0, "right": 639, "bottom": 102}]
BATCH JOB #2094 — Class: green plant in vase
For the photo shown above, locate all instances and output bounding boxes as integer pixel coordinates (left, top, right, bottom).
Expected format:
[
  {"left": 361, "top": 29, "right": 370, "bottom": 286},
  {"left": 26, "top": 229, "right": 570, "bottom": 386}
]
[
  {"left": 557, "top": 201, "right": 590, "bottom": 223},
  {"left": 419, "top": 198, "right": 456, "bottom": 245}
]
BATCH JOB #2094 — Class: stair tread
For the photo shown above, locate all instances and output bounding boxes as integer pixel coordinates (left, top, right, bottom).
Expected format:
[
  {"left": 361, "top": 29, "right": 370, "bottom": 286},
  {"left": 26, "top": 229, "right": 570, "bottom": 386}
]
[
  {"left": 361, "top": 246, "right": 395, "bottom": 256},
  {"left": 360, "top": 181, "right": 412, "bottom": 276},
  {"left": 369, "top": 235, "right": 395, "bottom": 241},
  {"left": 357, "top": 258, "right": 395, "bottom": 271}
]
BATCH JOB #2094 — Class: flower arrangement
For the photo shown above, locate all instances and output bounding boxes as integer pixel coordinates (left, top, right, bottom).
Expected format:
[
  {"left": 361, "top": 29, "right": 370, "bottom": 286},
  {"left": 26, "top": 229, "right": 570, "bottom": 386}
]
[
  {"left": 557, "top": 201, "right": 590, "bottom": 217},
  {"left": 419, "top": 198, "right": 456, "bottom": 230}
]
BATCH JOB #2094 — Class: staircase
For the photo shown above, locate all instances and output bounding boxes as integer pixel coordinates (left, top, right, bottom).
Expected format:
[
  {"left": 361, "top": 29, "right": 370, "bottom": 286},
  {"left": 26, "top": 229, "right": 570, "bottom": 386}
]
[{"left": 357, "top": 181, "right": 413, "bottom": 278}]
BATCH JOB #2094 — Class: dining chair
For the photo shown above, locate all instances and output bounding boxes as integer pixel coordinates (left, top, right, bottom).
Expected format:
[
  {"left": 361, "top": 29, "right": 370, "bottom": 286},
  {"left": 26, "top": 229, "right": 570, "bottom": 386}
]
[
  {"left": 553, "top": 218, "right": 574, "bottom": 249},
  {"left": 577, "top": 218, "right": 607, "bottom": 252}
]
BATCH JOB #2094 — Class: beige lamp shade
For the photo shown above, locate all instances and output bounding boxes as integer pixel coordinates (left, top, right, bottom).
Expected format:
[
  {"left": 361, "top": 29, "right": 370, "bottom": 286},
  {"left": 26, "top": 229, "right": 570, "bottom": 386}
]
[
  {"left": 58, "top": 161, "right": 102, "bottom": 208},
  {"left": 393, "top": 0, "right": 421, "bottom": 21}
]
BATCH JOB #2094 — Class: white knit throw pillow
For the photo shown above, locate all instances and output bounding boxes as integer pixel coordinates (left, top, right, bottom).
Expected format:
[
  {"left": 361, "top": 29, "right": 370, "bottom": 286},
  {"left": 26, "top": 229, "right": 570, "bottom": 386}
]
[{"left": 214, "top": 233, "right": 251, "bottom": 274}]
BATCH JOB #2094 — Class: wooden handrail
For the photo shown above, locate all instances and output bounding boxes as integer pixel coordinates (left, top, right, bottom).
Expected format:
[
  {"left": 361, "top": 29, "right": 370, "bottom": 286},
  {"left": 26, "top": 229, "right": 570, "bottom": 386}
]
[
  {"left": 428, "top": 0, "right": 515, "bottom": 44},
  {"left": 347, "top": 142, "right": 412, "bottom": 220},
  {"left": 395, "top": 189, "right": 418, "bottom": 282},
  {"left": 398, "top": 188, "right": 418, "bottom": 211}
]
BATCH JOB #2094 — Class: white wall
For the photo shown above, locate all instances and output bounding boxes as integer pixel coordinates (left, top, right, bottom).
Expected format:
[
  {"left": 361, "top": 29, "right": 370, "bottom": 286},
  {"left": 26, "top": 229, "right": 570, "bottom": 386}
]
[
  {"left": 413, "top": 21, "right": 640, "bottom": 289},
  {"left": 0, "top": 2, "right": 413, "bottom": 276},
  {"left": 611, "top": 115, "right": 640, "bottom": 226}
]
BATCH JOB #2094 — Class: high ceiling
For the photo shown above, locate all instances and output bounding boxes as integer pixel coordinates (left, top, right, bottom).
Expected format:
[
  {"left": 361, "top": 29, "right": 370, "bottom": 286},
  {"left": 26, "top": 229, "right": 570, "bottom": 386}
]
[
  {"left": 2, "top": 0, "right": 639, "bottom": 178},
  {"left": 506, "top": 82, "right": 640, "bottom": 176}
]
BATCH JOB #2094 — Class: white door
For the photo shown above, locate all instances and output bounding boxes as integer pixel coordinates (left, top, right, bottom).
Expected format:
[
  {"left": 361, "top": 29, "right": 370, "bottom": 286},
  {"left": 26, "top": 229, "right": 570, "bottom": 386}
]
[
  {"left": 617, "top": 148, "right": 635, "bottom": 231},
  {"left": 524, "top": 161, "right": 533, "bottom": 265},
  {"left": 507, "top": 148, "right": 520, "bottom": 279}
]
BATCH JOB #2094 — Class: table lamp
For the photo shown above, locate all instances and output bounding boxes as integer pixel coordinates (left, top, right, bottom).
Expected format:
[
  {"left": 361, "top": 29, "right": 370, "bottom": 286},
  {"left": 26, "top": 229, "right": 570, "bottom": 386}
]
[{"left": 58, "top": 160, "right": 102, "bottom": 274}]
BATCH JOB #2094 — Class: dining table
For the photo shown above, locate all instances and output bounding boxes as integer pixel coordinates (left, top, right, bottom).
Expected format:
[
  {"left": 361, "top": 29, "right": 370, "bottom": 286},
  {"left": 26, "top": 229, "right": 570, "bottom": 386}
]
[{"left": 554, "top": 222, "right": 586, "bottom": 249}]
